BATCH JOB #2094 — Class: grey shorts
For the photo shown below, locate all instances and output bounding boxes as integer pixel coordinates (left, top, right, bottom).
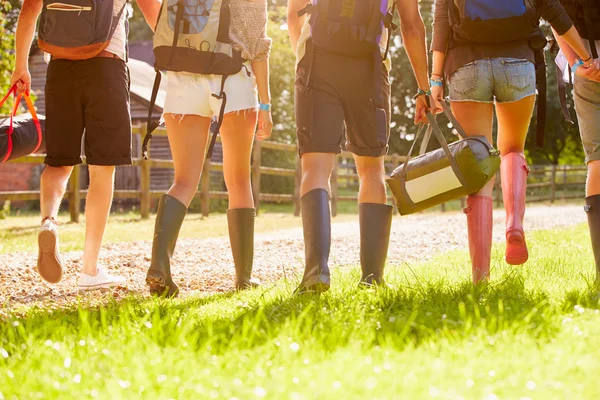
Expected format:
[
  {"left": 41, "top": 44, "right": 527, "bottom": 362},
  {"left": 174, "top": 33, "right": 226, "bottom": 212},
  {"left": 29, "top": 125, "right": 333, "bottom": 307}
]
[
  {"left": 574, "top": 75, "right": 600, "bottom": 164},
  {"left": 448, "top": 58, "right": 536, "bottom": 104}
]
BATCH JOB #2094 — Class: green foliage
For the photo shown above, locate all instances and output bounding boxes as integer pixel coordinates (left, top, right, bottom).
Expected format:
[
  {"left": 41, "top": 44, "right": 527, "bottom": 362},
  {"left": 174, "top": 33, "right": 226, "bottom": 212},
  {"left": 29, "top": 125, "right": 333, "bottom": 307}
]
[
  {"left": 0, "top": 0, "right": 16, "bottom": 115},
  {"left": 2, "top": 224, "right": 600, "bottom": 397}
]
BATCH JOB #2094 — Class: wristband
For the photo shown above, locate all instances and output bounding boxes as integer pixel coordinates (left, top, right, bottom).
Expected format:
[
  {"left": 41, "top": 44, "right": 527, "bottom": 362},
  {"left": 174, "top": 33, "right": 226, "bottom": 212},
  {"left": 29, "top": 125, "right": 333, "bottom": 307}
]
[
  {"left": 430, "top": 78, "right": 443, "bottom": 87},
  {"left": 259, "top": 103, "right": 271, "bottom": 111},
  {"left": 412, "top": 88, "right": 431, "bottom": 100},
  {"left": 572, "top": 59, "right": 584, "bottom": 73}
]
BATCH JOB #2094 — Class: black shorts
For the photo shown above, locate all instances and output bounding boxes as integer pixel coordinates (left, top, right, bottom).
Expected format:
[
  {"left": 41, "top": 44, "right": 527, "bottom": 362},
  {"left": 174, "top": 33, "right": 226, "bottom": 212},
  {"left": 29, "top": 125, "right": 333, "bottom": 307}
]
[
  {"left": 295, "top": 43, "right": 391, "bottom": 157},
  {"left": 44, "top": 58, "right": 132, "bottom": 167}
]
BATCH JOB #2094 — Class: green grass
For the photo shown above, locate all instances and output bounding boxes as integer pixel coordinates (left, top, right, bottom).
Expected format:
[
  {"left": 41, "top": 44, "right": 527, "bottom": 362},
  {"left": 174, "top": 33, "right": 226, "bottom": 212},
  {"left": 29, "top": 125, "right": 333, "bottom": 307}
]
[
  {"left": 1, "top": 223, "right": 600, "bottom": 399},
  {"left": 0, "top": 211, "right": 355, "bottom": 254}
]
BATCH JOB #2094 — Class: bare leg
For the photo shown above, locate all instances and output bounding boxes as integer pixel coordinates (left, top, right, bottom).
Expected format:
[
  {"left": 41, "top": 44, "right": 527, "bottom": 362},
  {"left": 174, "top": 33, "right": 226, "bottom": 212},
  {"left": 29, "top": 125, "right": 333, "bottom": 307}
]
[
  {"left": 354, "top": 155, "right": 386, "bottom": 204},
  {"left": 587, "top": 161, "right": 600, "bottom": 197},
  {"left": 496, "top": 95, "right": 536, "bottom": 265},
  {"left": 82, "top": 165, "right": 116, "bottom": 276},
  {"left": 451, "top": 101, "right": 495, "bottom": 283},
  {"left": 40, "top": 166, "right": 73, "bottom": 219},
  {"left": 296, "top": 152, "right": 336, "bottom": 293},
  {"left": 300, "top": 153, "right": 336, "bottom": 196},
  {"left": 220, "top": 110, "right": 257, "bottom": 209},
  {"left": 146, "top": 114, "right": 211, "bottom": 297},
  {"left": 37, "top": 165, "right": 72, "bottom": 283},
  {"left": 165, "top": 114, "right": 212, "bottom": 206},
  {"left": 354, "top": 155, "right": 392, "bottom": 286}
]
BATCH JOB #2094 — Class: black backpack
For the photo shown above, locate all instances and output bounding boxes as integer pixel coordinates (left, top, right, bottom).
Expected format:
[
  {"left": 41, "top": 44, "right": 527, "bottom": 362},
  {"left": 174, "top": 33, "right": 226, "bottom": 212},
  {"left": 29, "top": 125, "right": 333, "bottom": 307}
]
[
  {"left": 299, "top": 0, "right": 394, "bottom": 57},
  {"left": 38, "top": 0, "right": 128, "bottom": 60},
  {"left": 448, "top": 0, "right": 548, "bottom": 147},
  {"left": 561, "top": 0, "right": 600, "bottom": 57}
]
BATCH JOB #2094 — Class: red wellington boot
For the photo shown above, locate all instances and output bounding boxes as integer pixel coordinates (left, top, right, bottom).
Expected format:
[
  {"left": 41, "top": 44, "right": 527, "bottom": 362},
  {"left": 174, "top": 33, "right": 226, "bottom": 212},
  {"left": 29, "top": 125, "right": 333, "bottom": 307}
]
[
  {"left": 501, "top": 152, "right": 529, "bottom": 265},
  {"left": 464, "top": 195, "right": 493, "bottom": 284}
]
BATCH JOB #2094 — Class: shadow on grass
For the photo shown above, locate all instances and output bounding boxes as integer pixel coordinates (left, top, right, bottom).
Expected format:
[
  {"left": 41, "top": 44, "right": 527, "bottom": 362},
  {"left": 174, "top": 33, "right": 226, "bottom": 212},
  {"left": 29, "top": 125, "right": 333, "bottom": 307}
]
[{"left": 0, "top": 271, "right": 570, "bottom": 356}]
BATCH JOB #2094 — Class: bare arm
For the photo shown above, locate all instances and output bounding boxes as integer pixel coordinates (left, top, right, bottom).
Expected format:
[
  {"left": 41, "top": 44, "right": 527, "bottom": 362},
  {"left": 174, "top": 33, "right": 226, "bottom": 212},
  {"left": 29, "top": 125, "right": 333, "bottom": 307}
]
[
  {"left": 11, "top": 0, "right": 43, "bottom": 95},
  {"left": 552, "top": 27, "right": 600, "bottom": 81},
  {"left": 252, "top": 58, "right": 273, "bottom": 140},
  {"left": 135, "top": 0, "right": 162, "bottom": 31},
  {"left": 287, "top": 0, "right": 309, "bottom": 54},
  {"left": 552, "top": 28, "right": 579, "bottom": 67},
  {"left": 396, "top": 0, "right": 429, "bottom": 92},
  {"left": 557, "top": 25, "right": 593, "bottom": 64}
]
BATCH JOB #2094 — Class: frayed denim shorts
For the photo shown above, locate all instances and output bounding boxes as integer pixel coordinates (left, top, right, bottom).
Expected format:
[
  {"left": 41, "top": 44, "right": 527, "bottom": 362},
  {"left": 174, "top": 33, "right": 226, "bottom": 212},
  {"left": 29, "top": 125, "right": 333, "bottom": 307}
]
[{"left": 448, "top": 58, "right": 536, "bottom": 104}]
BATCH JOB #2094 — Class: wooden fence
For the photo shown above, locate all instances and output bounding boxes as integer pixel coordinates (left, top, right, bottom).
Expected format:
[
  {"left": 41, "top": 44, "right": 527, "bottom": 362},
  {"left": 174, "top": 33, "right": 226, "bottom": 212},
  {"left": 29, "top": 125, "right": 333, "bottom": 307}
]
[{"left": 0, "top": 125, "right": 589, "bottom": 222}]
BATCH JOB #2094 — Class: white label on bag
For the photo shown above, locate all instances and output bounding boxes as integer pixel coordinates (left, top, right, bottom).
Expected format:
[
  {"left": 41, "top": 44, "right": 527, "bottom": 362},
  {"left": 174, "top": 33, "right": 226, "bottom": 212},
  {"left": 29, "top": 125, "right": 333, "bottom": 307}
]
[{"left": 405, "top": 166, "right": 462, "bottom": 203}]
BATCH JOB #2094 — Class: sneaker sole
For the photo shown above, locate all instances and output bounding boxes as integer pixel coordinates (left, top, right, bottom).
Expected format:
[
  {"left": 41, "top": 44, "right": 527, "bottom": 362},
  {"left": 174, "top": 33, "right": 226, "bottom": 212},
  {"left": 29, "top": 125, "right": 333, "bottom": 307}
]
[
  {"left": 78, "top": 281, "right": 124, "bottom": 291},
  {"left": 37, "top": 230, "right": 63, "bottom": 284}
]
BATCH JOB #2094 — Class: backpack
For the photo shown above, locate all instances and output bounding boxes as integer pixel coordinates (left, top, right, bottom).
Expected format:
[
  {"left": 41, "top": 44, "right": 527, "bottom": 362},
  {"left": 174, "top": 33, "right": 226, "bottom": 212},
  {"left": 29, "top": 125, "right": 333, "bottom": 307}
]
[
  {"left": 142, "top": 0, "right": 244, "bottom": 160},
  {"left": 561, "top": 0, "right": 600, "bottom": 57},
  {"left": 38, "top": 0, "right": 128, "bottom": 60},
  {"left": 299, "top": 0, "right": 394, "bottom": 57},
  {"left": 448, "top": 0, "right": 543, "bottom": 45},
  {"left": 448, "top": 0, "right": 548, "bottom": 147}
]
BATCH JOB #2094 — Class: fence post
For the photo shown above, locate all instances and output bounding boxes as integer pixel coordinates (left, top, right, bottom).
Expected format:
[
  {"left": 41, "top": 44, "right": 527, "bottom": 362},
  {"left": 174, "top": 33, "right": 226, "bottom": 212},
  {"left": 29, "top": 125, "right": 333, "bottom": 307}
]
[
  {"left": 201, "top": 157, "right": 212, "bottom": 217},
  {"left": 391, "top": 154, "right": 400, "bottom": 214},
  {"left": 494, "top": 172, "right": 502, "bottom": 208},
  {"left": 331, "top": 154, "right": 339, "bottom": 217},
  {"left": 550, "top": 164, "right": 557, "bottom": 204},
  {"left": 69, "top": 164, "right": 81, "bottom": 223},
  {"left": 140, "top": 158, "right": 151, "bottom": 220},
  {"left": 293, "top": 155, "right": 302, "bottom": 217},
  {"left": 562, "top": 166, "right": 567, "bottom": 200},
  {"left": 251, "top": 141, "right": 262, "bottom": 215}
]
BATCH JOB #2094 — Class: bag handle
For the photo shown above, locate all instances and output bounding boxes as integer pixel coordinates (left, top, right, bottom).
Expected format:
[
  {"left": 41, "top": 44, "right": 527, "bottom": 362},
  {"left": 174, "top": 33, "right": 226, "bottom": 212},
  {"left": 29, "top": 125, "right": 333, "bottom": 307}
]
[
  {"left": 1, "top": 84, "right": 42, "bottom": 163},
  {"left": 416, "top": 100, "right": 468, "bottom": 154},
  {"left": 400, "top": 110, "right": 468, "bottom": 187},
  {"left": 440, "top": 100, "right": 468, "bottom": 140}
]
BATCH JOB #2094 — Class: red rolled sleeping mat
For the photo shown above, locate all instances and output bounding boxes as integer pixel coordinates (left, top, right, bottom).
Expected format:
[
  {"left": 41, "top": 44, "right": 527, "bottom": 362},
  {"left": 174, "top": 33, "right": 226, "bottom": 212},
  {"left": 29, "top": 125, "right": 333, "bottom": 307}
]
[{"left": 0, "top": 85, "right": 44, "bottom": 163}]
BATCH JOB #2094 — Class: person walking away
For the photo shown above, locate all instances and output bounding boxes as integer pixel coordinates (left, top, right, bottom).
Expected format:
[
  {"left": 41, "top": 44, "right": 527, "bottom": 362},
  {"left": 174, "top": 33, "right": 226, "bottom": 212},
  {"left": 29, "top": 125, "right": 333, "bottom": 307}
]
[
  {"left": 145, "top": 0, "right": 273, "bottom": 297},
  {"left": 286, "top": 0, "right": 431, "bottom": 292},
  {"left": 10, "top": 0, "right": 160, "bottom": 289},
  {"left": 554, "top": 0, "right": 600, "bottom": 283},
  {"left": 430, "top": 0, "right": 599, "bottom": 283}
]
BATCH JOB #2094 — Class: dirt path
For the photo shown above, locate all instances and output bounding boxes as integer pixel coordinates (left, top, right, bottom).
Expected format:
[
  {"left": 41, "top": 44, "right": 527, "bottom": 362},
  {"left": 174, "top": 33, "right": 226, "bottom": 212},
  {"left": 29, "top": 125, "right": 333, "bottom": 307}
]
[{"left": 0, "top": 205, "right": 587, "bottom": 310}]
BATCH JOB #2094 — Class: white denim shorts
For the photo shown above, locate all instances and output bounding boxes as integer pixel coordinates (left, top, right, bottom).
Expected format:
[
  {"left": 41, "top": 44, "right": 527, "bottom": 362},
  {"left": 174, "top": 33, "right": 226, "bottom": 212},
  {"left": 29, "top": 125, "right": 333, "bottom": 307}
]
[{"left": 163, "top": 63, "right": 259, "bottom": 117}]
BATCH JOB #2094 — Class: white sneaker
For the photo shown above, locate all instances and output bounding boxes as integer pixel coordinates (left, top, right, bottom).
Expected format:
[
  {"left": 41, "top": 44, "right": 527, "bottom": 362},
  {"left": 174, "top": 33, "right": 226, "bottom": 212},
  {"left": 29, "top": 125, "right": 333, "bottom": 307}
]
[
  {"left": 78, "top": 268, "right": 126, "bottom": 291},
  {"left": 37, "top": 217, "right": 63, "bottom": 284}
]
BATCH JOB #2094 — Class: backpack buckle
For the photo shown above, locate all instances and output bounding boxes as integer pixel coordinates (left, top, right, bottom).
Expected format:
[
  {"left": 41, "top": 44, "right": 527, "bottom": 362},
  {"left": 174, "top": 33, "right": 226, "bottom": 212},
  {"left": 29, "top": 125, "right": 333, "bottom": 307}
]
[
  {"left": 384, "top": 11, "right": 397, "bottom": 31},
  {"left": 297, "top": 3, "right": 314, "bottom": 17}
]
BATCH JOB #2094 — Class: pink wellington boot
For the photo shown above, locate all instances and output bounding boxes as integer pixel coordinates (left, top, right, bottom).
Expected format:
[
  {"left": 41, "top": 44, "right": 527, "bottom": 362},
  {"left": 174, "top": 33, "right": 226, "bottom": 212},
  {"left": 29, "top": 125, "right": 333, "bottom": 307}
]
[
  {"left": 464, "top": 195, "right": 494, "bottom": 284},
  {"left": 501, "top": 152, "right": 529, "bottom": 265}
]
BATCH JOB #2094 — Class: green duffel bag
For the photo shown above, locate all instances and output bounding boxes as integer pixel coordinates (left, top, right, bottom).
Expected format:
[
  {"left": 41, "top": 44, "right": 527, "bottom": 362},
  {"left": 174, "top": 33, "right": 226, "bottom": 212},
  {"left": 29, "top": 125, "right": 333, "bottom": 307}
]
[{"left": 387, "top": 104, "right": 500, "bottom": 216}]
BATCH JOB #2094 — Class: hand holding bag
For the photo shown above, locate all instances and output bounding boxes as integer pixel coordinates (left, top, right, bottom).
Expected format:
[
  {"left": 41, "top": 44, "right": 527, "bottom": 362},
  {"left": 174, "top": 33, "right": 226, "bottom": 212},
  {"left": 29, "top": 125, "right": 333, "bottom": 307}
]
[
  {"left": 387, "top": 102, "right": 500, "bottom": 215},
  {"left": 0, "top": 85, "right": 44, "bottom": 163}
]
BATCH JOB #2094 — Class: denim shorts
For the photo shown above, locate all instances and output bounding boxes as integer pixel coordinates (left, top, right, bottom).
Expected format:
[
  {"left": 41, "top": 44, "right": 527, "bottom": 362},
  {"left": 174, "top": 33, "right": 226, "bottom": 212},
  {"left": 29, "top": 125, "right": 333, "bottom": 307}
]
[
  {"left": 574, "top": 75, "right": 600, "bottom": 164},
  {"left": 448, "top": 58, "right": 536, "bottom": 103}
]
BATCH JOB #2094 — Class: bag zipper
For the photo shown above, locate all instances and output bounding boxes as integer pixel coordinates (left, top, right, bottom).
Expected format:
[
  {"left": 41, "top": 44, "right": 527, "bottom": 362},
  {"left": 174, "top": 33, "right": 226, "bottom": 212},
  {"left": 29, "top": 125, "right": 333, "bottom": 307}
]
[{"left": 46, "top": 3, "right": 92, "bottom": 12}]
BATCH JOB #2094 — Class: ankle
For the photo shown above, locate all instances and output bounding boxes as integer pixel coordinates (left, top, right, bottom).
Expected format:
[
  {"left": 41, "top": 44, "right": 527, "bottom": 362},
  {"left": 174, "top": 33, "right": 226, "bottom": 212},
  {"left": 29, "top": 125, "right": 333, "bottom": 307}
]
[{"left": 82, "top": 265, "right": 98, "bottom": 276}]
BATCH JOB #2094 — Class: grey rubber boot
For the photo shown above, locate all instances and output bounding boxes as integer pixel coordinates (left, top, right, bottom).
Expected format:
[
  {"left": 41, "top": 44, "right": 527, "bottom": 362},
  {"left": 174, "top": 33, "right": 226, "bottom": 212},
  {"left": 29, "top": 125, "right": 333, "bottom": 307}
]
[
  {"left": 227, "top": 208, "right": 260, "bottom": 290},
  {"left": 585, "top": 195, "right": 600, "bottom": 283},
  {"left": 359, "top": 203, "right": 393, "bottom": 286},
  {"left": 146, "top": 194, "right": 187, "bottom": 297},
  {"left": 295, "top": 189, "right": 331, "bottom": 294}
]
